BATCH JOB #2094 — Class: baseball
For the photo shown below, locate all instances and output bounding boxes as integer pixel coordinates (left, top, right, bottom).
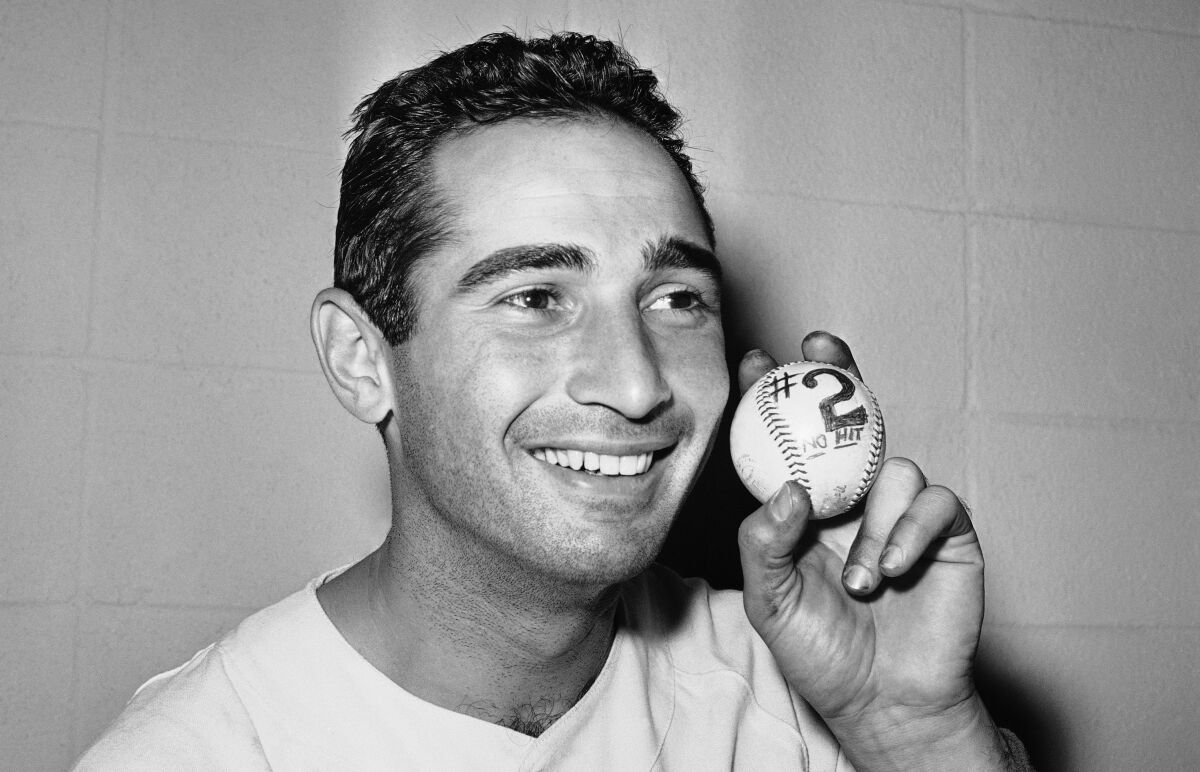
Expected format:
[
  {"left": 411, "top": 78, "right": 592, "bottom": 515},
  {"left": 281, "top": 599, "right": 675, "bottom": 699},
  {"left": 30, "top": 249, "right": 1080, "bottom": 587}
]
[{"left": 730, "top": 360, "right": 885, "bottom": 519}]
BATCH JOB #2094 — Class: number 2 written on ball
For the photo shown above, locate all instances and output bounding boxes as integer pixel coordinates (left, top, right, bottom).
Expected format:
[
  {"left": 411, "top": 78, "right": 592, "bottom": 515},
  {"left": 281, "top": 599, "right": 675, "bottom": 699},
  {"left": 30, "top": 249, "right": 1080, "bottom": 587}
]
[{"left": 767, "top": 367, "right": 868, "bottom": 432}]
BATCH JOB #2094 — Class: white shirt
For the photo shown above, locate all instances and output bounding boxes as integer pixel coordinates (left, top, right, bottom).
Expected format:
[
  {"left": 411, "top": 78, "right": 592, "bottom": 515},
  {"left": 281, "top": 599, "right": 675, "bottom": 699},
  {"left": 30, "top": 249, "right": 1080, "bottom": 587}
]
[{"left": 74, "top": 564, "right": 851, "bottom": 771}]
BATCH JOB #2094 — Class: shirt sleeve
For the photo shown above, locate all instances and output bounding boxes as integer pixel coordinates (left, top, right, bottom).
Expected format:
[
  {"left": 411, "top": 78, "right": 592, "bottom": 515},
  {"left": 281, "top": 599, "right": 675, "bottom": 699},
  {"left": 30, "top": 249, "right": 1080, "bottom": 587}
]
[{"left": 71, "top": 645, "right": 270, "bottom": 771}]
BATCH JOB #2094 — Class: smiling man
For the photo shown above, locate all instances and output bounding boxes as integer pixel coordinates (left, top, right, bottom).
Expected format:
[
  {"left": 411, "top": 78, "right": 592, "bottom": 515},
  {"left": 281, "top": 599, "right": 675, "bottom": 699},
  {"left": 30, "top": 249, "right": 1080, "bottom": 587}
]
[{"left": 75, "top": 32, "right": 1030, "bottom": 770}]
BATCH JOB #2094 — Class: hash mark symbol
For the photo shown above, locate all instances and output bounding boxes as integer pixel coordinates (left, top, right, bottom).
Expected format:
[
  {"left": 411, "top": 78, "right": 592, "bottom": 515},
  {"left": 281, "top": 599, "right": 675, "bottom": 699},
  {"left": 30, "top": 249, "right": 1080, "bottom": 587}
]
[{"left": 767, "top": 372, "right": 795, "bottom": 402}]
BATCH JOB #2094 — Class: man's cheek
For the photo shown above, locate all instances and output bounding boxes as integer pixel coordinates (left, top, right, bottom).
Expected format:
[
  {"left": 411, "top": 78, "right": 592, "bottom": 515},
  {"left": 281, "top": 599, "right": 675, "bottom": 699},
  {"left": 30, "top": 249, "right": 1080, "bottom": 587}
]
[
  {"left": 673, "top": 343, "right": 729, "bottom": 409},
  {"left": 480, "top": 339, "right": 566, "bottom": 392},
  {"left": 432, "top": 356, "right": 557, "bottom": 456}
]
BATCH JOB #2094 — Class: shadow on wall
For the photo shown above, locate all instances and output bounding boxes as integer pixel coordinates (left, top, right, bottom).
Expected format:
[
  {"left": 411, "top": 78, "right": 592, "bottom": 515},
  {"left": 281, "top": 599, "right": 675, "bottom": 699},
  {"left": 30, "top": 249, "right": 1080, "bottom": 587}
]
[
  {"left": 662, "top": 239, "right": 1066, "bottom": 769},
  {"left": 660, "top": 236, "right": 813, "bottom": 590},
  {"left": 976, "top": 650, "right": 1065, "bottom": 770},
  {"left": 658, "top": 380, "right": 756, "bottom": 591}
]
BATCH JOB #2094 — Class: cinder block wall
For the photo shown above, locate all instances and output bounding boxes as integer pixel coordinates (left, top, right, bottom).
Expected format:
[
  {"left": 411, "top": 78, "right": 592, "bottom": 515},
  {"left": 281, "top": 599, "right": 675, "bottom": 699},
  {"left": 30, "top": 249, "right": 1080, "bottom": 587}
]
[{"left": 2, "top": 1, "right": 1196, "bottom": 769}]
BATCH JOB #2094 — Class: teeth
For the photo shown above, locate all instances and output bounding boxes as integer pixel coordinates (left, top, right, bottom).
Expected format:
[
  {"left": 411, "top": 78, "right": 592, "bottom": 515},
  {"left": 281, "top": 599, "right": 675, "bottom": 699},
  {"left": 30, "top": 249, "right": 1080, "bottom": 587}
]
[{"left": 535, "top": 448, "right": 654, "bottom": 476}]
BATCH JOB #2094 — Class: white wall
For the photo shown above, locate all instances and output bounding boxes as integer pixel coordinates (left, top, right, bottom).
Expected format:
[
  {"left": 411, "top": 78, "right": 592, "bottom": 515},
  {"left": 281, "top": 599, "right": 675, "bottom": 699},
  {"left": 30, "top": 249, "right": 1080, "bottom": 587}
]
[{"left": 2, "top": 1, "right": 1197, "bottom": 769}]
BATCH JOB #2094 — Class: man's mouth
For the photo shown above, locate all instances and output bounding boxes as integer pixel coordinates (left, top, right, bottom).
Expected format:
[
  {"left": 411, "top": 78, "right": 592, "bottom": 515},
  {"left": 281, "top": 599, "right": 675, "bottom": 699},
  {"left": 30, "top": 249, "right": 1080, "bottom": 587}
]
[{"left": 531, "top": 448, "right": 655, "bottom": 476}]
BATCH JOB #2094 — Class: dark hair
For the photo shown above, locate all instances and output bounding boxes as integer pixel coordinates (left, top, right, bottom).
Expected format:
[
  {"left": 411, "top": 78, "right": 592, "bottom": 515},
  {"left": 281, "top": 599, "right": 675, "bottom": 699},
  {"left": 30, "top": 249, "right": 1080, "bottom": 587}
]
[{"left": 334, "top": 31, "right": 714, "bottom": 345}]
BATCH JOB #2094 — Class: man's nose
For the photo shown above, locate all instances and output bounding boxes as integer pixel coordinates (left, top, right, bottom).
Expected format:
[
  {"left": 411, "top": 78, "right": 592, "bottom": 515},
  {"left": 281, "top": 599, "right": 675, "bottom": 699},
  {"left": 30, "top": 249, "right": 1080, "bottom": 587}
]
[{"left": 564, "top": 308, "right": 671, "bottom": 420}]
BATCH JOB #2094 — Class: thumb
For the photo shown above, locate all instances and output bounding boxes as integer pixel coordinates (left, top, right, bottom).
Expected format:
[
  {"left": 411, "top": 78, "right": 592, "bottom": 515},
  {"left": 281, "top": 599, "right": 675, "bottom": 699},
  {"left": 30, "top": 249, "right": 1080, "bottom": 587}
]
[{"left": 739, "top": 481, "right": 812, "bottom": 628}]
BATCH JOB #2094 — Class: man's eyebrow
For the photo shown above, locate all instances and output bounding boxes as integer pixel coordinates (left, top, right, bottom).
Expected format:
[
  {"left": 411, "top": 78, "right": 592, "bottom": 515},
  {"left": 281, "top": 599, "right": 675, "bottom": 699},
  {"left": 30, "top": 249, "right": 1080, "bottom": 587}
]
[
  {"left": 455, "top": 243, "right": 596, "bottom": 292},
  {"left": 642, "top": 236, "right": 722, "bottom": 285}
]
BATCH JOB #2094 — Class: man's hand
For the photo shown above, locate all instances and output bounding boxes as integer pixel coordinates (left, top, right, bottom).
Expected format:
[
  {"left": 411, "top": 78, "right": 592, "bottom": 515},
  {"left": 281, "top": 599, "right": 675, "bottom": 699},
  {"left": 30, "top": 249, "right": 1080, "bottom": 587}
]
[{"left": 737, "top": 332, "right": 1012, "bottom": 771}]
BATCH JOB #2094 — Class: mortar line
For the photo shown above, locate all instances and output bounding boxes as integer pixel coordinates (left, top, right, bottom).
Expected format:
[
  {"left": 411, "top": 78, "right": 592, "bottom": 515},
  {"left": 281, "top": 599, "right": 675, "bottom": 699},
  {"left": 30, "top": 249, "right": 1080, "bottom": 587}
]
[
  {"left": 966, "top": 4, "right": 1200, "bottom": 40},
  {"left": 0, "top": 598, "right": 82, "bottom": 610},
  {"left": 0, "top": 351, "right": 320, "bottom": 377},
  {"left": 969, "top": 409, "right": 1200, "bottom": 433},
  {"left": 72, "top": 0, "right": 122, "bottom": 753},
  {"left": 972, "top": 207, "right": 1200, "bottom": 237},
  {"left": 962, "top": 9, "right": 977, "bottom": 213},
  {"left": 961, "top": 9, "right": 979, "bottom": 513},
  {"left": 716, "top": 188, "right": 1200, "bottom": 237},
  {"left": 113, "top": 125, "right": 346, "bottom": 159},
  {"left": 77, "top": 599, "right": 269, "bottom": 613},
  {"left": 82, "top": 1, "right": 119, "bottom": 360},
  {"left": 982, "top": 620, "right": 1200, "bottom": 632},
  {"left": 868, "top": 0, "right": 1200, "bottom": 39},
  {"left": 0, "top": 117, "right": 101, "bottom": 132}
]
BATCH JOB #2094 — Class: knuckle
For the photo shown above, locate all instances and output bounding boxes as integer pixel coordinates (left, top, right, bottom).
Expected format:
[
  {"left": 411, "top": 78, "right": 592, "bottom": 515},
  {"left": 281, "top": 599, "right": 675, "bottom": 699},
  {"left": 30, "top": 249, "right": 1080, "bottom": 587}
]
[
  {"left": 894, "top": 511, "right": 933, "bottom": 541},
  {"left": 879, "top": 456, "right": 927, "bottom": 488},
  {"left": 851, "top": 530, "right": 889, "bottom": 557},
  {"left": 737, "top": 518, "right": 772, "bottom": 552},
  {"left": 923, "top": 484, "right": 962, "bottom": 512}
]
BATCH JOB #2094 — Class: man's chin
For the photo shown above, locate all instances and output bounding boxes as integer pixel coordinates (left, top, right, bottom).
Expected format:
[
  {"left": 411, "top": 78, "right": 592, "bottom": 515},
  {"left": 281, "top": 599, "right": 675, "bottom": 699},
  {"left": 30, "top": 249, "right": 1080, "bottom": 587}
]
[{"left": 519, "top": 520, "right": 673, "bottom": 592}]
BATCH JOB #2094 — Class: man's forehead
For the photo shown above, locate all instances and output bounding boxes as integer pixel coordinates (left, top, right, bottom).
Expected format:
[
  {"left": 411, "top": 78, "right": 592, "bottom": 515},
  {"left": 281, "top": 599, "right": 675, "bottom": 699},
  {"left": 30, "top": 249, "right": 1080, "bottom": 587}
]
[
  {"left": 436, "top": 115, "right": 660, "bottom": 170},
  {"left": 425, "top": 116, "right": 712, "bottom": 274},
  {"left": 431, "top": 117, "right": 699, "bottom": 213}
]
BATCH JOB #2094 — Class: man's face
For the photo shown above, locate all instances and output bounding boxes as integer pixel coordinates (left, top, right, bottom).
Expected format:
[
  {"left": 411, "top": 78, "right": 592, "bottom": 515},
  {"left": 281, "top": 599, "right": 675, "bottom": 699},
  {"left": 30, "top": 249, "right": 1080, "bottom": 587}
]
[{"left": 389, "top": 117, "right": 728, "bottom": 586}]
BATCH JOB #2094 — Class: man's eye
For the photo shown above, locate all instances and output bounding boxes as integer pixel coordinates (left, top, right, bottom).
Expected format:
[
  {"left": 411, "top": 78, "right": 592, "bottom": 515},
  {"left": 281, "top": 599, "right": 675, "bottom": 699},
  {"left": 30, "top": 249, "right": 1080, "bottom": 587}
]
[
  {"left": 648, "top": 290, "right": 703, "bottom": 311},
  {"left": 502, "top": 288, "right": 560, "bottom": 311}
]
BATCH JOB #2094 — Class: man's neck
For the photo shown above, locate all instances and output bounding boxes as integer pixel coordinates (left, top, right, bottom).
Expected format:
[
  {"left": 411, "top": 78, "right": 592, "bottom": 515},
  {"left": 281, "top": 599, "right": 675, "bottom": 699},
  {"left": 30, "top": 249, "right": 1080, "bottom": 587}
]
[{"left": 316, "top": 524, "right": 622, "bottom": 737}]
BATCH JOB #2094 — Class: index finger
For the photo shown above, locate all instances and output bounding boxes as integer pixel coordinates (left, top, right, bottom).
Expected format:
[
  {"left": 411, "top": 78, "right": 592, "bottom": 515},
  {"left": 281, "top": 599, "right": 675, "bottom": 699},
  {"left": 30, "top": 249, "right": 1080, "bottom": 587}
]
[
  {"left": 800, "top": 331, "right": 863, "bottom": 381},
  {"left": 737, "top": 349, "right": 779, "bottom": 395}
]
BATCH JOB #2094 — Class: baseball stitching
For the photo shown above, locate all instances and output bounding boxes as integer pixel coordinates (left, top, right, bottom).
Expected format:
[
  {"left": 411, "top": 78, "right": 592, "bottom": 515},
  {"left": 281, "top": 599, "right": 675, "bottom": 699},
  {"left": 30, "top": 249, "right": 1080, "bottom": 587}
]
[
  {"left": 754, "top": 363, "right": 884, "bottom": 512},
  {"left": 848, "top": 380, "right": 885, "bottom": 510},
  {"left": 754, "top": 365, "right": 811, "bottom": 490}
]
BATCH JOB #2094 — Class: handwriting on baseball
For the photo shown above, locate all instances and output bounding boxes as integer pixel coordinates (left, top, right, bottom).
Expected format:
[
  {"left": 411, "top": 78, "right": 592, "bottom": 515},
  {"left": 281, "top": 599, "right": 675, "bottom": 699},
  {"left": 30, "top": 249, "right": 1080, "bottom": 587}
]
[
  {"left": 767, "top": 367, "right": 868, "bottom": 434},
  {"left": 791, "top": 425, "right": 867, "bottom": 458}
]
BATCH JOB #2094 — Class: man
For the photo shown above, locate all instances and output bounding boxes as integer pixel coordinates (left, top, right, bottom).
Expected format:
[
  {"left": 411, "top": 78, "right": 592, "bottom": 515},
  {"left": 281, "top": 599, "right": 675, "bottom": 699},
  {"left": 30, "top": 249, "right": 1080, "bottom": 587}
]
[{"left": 76, "top": 32, "right": 1029, "bottom": 770}]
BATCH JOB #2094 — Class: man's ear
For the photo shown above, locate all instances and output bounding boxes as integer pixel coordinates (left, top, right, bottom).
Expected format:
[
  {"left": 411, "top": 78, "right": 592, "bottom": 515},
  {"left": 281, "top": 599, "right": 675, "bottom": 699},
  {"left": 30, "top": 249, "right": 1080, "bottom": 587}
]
[{"left": 310, "top": 288, "right": 396, "bottom": 424}]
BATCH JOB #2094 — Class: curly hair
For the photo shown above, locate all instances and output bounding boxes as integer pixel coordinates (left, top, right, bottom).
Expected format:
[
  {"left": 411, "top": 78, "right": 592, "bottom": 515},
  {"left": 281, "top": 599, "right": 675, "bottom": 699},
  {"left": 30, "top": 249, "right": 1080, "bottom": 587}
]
[{"left": 334, "top": 31, "right": 713, "bottom": 344}]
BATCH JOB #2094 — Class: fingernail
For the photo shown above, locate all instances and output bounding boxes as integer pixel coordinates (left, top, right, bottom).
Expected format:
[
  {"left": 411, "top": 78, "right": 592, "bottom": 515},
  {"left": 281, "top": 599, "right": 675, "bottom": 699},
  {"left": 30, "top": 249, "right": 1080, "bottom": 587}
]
[
  {"left": 844, "top": 565, "right": 871, "bottom": 593},
  {"left": 769, "top": 484, "right": 793, "bottom": 523},
  {"left": 880, "top": 546, "right": 902, "bottom": 572}
]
